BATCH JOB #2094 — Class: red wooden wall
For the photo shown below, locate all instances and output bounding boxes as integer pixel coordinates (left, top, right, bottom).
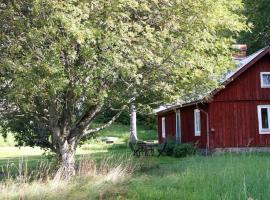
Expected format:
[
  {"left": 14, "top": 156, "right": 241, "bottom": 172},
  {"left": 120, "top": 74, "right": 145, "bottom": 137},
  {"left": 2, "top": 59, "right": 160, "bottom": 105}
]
[
  {"left": 214, "top": 55, "right": 270, "bottom": 101},
  {"left": 157, "top": 111, "right": 176, "bottom": 143},
  {"left": 157, "top": 53, "right": 270, "bottom": 149},
  {"left": 210, "top": 54, "right": 270, "bottom": 148},
  {"left": 180, "top": 105, "right": 208, "bottom": 148},
  {"left": 157, "top": 104, "right": 208, "bottom": 148},
  {"left": 209, "top": 101, "right": 270, "bottom": 148}
]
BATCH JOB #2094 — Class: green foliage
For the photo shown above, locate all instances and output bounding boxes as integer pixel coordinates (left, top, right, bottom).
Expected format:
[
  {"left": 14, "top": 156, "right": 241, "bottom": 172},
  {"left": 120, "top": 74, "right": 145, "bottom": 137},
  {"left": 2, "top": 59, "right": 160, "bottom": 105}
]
[
  {"left": 87, "top": 123, "right": 157, "bottom": 141},
  {"left": 0, "top": 0, "right": 246, "bottom": 153},
  {"left": 173, "top": 143, "right": 197, "bottom": 158},
  {"left": 95, "top": 110, "right": 156, "bottom": 130},
  {"left": 162, "top": 138, "right": 197, "bottom": 157},
  {"left": 239, "top": 0, "right": 270, "bottom": 53},
  {"left": 163, "top": 137, "right": 176, "bottom": 156},
  {"left": 42, "top": 151, "right": 57, "bottom": 162}
]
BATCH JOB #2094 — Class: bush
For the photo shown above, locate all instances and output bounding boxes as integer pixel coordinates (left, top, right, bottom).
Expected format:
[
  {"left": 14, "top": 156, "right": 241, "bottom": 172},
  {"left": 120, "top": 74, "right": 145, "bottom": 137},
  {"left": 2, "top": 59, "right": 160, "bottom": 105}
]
[
  {"left": 163, "top": 137, "right": 176, "bottom": 156},
  {"left": 173, "top": 143, "right": 197, "bottom": 158}
]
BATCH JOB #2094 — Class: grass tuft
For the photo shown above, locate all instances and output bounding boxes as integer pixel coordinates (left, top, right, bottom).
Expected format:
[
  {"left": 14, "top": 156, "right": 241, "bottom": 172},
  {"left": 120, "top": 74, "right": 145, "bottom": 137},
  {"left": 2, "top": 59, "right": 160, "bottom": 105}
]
[{"left": 0, "top": 155, "right": 137, "bottom": 200}]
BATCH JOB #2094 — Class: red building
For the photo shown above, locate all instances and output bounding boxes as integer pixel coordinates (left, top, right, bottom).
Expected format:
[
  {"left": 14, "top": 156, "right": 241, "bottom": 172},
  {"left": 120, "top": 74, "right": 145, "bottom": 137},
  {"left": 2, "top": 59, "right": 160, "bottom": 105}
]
[{"left": 156, "top": 46, "right": 270, "bottom": 151}]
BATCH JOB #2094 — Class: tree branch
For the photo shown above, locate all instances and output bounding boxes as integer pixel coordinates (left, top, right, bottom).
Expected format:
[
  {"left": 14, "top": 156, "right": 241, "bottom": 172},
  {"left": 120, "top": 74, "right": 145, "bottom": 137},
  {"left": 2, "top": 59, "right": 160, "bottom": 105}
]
[
  {"left": 80, "top": 110, "right": 123, "bottom": 139},
  {"left": 69, "top": 104, "right": 104, "bottom": 140}
]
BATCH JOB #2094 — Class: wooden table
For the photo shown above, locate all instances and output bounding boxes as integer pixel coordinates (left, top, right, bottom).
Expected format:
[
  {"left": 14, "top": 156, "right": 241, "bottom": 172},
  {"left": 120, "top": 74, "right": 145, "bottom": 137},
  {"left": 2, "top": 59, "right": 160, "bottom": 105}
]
[{"left": 137, "top": 142, "right": 158, "bottom": 156}]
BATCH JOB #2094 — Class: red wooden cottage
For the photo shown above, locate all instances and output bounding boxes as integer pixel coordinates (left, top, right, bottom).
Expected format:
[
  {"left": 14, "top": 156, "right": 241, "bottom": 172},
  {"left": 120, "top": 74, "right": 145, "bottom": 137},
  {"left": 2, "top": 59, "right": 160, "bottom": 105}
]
[{"left": 156, "top": 46, "right": 270, "bottom": 151}]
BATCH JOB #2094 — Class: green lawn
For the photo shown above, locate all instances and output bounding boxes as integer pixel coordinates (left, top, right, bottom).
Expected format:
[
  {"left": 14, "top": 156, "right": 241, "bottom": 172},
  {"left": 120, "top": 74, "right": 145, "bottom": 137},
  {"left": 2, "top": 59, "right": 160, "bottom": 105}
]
[
  {"left": 92, "top": 122, "right": 157, "bottom": 141},
  {"left": 0, "top": 123, "right": 155, "bottom": 169},
  {"left": 1, "top": 124, "right": 270, "bottom": 199},
  {"left": 124, "top": 153, "right": 270, "bottom": 200}
]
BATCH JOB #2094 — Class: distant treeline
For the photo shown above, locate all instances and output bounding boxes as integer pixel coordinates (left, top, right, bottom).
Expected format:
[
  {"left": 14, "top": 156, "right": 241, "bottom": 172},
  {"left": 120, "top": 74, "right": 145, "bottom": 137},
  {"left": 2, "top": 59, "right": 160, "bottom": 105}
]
[{"left": 95, "top": 110, "right": 156, "bottom": 130}]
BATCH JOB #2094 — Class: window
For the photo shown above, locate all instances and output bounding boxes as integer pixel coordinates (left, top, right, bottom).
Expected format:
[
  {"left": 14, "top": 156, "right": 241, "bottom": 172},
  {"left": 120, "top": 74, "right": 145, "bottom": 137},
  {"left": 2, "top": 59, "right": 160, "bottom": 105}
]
[
  {"left": 161, "top": 117, "right": 166, "bottom": 138},
  {"left": 194, "top": 109, "right": 201, "bottom": 136},
  {"left": 260, "top": 72, "right": 270, "bottom": 88},
  {"left": 175, "top": 111, "right": 181, "bottom": 143},
  {"left": 257, "top": 105, "right": 270, "bottom": 134}
]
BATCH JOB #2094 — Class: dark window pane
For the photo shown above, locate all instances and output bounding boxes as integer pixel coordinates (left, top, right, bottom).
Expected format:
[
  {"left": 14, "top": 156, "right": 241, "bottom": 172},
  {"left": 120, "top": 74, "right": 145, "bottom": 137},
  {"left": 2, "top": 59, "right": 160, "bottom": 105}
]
[{"left": 261, "top": 108, "right": 269, "bottom": 129}]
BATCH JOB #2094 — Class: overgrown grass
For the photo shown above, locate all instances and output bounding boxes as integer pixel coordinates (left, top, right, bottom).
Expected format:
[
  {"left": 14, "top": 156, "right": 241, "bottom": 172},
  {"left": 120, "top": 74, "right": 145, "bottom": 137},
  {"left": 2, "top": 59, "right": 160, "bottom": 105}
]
[
  {"left": 2, "top": 124, "right": 270, "bottom": 199},
  {"left": 0, "top": 123, "right": 154, "bottom": 180},
  {"left": 122, "top": 153, "right": 270, "bottom": 200},
  {"left": 3, "top": 151, "right": 270, "bottom": 199},
  {"left": 0, "top": 155, "right": 138, "bottom": 200}
]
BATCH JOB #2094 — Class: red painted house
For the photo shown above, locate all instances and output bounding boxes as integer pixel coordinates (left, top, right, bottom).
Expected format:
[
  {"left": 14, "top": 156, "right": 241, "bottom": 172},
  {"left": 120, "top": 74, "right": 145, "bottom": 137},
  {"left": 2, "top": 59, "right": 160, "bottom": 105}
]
[{"left": 156, "top": 46, "right": 270, "bottom": 151}]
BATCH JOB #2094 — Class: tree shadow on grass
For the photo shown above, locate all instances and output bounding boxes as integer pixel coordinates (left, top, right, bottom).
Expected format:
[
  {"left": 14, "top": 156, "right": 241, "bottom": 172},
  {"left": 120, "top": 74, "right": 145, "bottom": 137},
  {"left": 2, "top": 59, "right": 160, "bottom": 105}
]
[{"left": 0, "top": 142, "right": 196, "bottom": 184}]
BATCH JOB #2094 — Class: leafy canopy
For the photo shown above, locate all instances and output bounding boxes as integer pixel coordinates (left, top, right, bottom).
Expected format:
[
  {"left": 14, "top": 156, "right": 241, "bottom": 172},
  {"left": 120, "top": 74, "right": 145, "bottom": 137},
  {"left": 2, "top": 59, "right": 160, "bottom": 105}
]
[
  {"left": 0, "top": 0, "right": 246, "bottom": 150},
  {"left": 239, "top": 0, "right": 270, "bottom": 53}
]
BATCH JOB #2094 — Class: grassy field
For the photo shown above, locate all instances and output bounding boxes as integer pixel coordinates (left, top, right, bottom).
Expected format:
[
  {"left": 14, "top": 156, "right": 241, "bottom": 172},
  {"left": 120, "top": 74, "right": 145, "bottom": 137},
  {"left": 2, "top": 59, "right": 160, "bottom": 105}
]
[
  {"left": 1, "top": 124, "right": 270, "bottom": 199},
  {"left": 126, "top": 153, "right": 270, "bottom": 200},
  {"left": 0, "top": 123, "right": 156, "bottom": 175}
]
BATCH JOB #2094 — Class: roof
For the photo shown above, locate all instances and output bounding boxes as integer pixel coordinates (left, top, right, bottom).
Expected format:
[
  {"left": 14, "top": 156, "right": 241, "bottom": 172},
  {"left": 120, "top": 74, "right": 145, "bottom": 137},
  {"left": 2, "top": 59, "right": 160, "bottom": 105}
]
[
  {"left": 156, "top": 46, "right": 270, "bottom": 114},
  {"left": 225, "top": 47, "right": 267, "bottom": 80}
]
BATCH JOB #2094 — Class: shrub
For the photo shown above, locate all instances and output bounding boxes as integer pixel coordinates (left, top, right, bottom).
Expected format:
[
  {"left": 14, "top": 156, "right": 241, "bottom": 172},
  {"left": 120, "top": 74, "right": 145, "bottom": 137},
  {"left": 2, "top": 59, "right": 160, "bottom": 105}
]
[
  {"left": 163, "top": 137, "right": 176, "bottom": 156},
  {"left": 173, "top": 143, "right": 197, "bottom": 158}
]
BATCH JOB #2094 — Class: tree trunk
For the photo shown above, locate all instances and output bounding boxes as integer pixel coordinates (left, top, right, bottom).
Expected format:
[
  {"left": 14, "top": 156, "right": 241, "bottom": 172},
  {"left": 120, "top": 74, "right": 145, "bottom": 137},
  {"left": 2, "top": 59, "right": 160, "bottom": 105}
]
[
  {"left": 56, "top": 139, "right": 77, "bottom": 180},
  {"left": 130, "top": 104, "right": 138, "bottom": 143}
]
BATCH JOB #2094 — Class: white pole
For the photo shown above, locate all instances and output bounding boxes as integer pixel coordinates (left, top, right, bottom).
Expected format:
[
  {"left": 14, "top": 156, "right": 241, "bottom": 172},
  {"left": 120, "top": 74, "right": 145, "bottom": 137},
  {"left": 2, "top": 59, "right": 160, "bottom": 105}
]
[{"left": 130, "top": 104, "right": 138, "bottom": 143}]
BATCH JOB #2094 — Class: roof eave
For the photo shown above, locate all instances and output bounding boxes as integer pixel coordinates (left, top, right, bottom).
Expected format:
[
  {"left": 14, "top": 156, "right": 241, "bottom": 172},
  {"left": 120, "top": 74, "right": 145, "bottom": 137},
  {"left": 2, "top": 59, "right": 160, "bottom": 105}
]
[{"left": 156, "top": 99, "right": 210, "bottom": 115}]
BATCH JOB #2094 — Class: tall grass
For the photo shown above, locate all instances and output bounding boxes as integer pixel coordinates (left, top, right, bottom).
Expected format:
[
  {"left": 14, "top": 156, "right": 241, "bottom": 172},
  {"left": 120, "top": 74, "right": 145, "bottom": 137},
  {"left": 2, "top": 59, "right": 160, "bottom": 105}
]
[
  {"left": 1, "top": 159, "right": 53, "bottom": 183},
  {"left": 2, "top": 152, "right": 270, "bottom": 199},
  {"left": 124, "top": 153, "right": 270, "bottom": 200},
  {"left": 0, "top": 155, "right": 137, "bottom": 200}
]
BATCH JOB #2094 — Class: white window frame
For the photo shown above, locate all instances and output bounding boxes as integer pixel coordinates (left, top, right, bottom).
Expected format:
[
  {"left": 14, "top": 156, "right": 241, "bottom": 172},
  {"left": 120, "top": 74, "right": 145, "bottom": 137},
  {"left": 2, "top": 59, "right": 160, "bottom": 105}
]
[
  {"left": 161, "top": 117, "right": 166, "bottom": 138},
  {"left": 194, "top": 109, "right": 201, "bottom": 136},
  {"left": 260, "top": 72, "right": 270, "bottom": 88},
  {"left": 257, "top": 105, "right": 270, "bottom": 134},
  {"left": 175, "top": 111, "right": 181, "bottom": 143}
]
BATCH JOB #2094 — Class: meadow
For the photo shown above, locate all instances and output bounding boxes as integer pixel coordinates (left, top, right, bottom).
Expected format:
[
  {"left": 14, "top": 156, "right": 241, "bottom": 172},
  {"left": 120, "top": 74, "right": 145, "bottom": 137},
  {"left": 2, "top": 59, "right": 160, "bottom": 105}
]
[{"left": 1, "top": 124, "right": 270, "bottom": 200}]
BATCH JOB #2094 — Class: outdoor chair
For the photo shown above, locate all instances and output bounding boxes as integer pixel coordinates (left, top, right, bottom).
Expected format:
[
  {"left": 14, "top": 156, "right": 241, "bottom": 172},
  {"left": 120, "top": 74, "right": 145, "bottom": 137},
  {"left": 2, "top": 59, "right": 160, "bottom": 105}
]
[
  {"left": 128, "top": 142, "right": 140, "bottom": 157},
  {"left": 157, "top": 141, "right": 167, "bottom": 157}
]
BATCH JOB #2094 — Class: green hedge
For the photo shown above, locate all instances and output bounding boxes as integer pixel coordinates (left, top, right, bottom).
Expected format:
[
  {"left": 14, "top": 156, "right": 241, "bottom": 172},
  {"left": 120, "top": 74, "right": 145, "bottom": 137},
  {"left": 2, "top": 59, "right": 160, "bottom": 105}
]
[
  {"left": 163, "top": 137, "right": 176, "bottom": 156},
  {"left": 162, "top": 137, "right": 197, "bottom": 157},
  {"left": 173, "top": 143, "right": 197, "bottom": 158}
]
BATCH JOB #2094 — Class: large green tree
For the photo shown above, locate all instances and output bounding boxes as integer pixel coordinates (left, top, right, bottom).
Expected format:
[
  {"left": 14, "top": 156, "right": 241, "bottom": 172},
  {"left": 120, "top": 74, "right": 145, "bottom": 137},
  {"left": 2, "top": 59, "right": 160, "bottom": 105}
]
[
  {"left": 0, "top": 0, "right": 245, "bottom": 177},
  {"left": 239, "top": 0, "right": 270, "bottom": 53}
]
